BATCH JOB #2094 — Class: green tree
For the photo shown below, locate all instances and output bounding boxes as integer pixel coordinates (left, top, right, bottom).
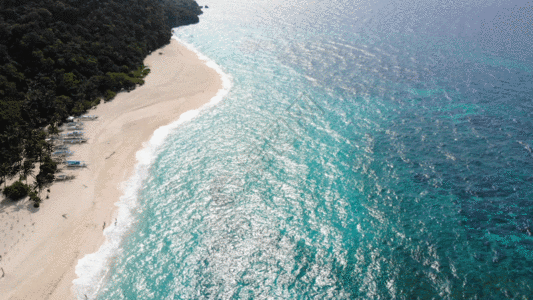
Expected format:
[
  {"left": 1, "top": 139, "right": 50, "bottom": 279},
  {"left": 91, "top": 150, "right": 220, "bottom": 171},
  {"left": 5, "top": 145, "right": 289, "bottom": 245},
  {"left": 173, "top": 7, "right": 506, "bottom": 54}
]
[
  {"left": 3, "top": 181, "right": 30, "bottom": 200},
  {"left": 21, "top": 159, "right": 35, "bottom": 184},
  {"left": 0, "top": 0, "right": 203, "bottom": 193},
  {"left": 0, "top": 163, "right": 9, "bottom": 189}
]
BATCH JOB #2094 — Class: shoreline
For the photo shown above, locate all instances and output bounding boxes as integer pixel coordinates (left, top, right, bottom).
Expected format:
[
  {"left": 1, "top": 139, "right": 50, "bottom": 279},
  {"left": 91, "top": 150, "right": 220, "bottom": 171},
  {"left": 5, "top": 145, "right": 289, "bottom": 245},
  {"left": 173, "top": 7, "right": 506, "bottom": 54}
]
[{"left": 0, "top": 38, "right": 225, "bottom": 299}]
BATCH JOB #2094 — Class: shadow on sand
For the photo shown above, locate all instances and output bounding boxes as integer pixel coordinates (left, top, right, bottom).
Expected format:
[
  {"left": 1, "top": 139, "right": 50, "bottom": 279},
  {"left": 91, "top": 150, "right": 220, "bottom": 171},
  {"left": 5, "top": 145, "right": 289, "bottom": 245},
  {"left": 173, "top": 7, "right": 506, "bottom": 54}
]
[{"left": 0, "top": 195, "right": 39, "bottom": 214}]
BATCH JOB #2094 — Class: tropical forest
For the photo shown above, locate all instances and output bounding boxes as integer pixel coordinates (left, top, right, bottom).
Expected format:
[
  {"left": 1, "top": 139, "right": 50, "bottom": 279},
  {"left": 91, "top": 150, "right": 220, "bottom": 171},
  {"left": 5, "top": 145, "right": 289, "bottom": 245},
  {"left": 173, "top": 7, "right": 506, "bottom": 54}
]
[{"left": 0, "top": 0, "right": 202, "bottom": 204}]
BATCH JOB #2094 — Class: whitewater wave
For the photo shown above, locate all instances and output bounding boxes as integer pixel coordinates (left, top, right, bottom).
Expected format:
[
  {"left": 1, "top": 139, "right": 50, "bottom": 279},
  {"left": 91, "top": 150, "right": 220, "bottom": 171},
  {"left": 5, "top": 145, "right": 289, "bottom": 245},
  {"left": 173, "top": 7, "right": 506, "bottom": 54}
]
[{"left": 72, "top": 34, "right": 232, "bottom": 299}]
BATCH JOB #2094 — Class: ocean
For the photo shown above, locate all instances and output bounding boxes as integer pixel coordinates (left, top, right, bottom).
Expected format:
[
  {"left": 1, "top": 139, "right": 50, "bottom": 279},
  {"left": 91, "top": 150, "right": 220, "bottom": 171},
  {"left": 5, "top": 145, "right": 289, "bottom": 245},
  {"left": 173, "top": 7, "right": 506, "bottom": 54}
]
[{"left": 75, "top": 0, "right": 533, "bottom": 298}]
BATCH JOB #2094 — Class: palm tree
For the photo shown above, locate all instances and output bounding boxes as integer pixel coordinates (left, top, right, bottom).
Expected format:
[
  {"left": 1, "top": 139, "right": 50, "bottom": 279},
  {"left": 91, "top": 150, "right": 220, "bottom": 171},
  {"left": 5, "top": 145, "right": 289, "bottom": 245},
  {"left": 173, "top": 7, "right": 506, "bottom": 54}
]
[
  {"left": 21, "top": 159, "right": 35, "bottom": 185},
  {"left": 48, "top": 122, "right": 60, "bottom": 135},
  {"left": 7, "top": 162, "right": 20, "bottom": 187},
  {"left": 0, "top": 163, "right": 8, "bottom": 189},
  {"left": 34, "top": 175, "right": 45, "bottom": 199}
]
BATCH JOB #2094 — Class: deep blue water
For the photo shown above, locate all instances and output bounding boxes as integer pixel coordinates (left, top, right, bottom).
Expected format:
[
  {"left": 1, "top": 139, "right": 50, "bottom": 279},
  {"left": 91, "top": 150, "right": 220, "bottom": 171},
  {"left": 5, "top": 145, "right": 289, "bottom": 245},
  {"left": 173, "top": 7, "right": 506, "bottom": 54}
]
[{"left": 75, "top": 0, "right": 533, "bottom": 298}]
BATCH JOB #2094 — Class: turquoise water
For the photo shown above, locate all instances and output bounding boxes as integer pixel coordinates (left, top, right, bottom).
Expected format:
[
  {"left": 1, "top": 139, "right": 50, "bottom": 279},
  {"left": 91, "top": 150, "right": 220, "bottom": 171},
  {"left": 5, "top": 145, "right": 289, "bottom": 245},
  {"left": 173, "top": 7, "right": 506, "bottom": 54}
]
[{"left": 76, "top": 0, "right": 533, "bottom": 298}]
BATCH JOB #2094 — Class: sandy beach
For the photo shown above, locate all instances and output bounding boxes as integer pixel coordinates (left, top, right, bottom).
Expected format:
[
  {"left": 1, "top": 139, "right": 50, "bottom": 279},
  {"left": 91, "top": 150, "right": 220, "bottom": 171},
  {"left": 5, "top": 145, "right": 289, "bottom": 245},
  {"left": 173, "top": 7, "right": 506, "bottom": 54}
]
[{"left": 0, "top": 38, "right": 223, "bottom": 299}]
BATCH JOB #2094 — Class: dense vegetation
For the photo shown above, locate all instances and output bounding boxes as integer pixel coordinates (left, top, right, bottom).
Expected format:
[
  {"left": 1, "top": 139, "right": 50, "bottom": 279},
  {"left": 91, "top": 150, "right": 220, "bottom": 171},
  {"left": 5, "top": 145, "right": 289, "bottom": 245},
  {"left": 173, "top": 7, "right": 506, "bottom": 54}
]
[
  {"left": 3, "top": 180, "right": 30, "bottom": 200},
  {"left": 0, "top": 0, "right": 202, "bottom": 200}
]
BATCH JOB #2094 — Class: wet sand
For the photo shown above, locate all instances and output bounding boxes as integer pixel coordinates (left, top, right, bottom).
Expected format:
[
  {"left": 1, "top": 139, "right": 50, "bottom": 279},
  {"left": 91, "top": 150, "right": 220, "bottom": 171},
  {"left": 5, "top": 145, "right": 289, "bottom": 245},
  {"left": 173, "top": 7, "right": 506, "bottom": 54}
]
[{"left": 0, "top": 38, "right": 223, "bottom": 300}]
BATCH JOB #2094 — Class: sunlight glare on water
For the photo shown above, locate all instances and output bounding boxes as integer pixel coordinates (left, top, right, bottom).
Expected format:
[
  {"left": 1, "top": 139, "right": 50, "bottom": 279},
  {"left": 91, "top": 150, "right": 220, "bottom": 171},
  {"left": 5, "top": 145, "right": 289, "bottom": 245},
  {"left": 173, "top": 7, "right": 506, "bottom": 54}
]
[{"left": 75, "top": 0, "right": 533, "bottom": 298}]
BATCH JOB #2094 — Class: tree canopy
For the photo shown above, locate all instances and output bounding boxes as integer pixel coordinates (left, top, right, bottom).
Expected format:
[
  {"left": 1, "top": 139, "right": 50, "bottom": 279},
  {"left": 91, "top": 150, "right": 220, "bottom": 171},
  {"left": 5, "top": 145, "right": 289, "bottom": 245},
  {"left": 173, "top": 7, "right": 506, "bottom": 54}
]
[{"left": 0, "top": 0, "right": 202, "bottom": 192}]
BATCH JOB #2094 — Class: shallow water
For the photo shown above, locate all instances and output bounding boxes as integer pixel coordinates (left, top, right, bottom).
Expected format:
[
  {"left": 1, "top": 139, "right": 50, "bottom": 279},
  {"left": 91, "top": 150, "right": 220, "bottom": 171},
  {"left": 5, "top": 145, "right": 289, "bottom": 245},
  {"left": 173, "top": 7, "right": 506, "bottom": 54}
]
[{"left": 76, "top": 0, "right": 533, "bottom": 298}]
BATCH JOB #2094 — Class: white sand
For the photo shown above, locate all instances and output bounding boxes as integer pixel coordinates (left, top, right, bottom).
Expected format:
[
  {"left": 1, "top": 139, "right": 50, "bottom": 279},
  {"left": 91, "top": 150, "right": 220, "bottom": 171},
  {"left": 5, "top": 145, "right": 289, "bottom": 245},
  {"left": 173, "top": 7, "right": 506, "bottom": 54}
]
[{"left": 0, "top": 39, "right": 223, "bottom": 299}]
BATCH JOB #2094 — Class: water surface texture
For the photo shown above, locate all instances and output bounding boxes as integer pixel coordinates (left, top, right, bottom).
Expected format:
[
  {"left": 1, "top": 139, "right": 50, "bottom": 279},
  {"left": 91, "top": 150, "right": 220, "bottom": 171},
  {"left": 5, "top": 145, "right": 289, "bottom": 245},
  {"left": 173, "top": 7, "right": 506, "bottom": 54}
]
[{"left": 83, "top": 0, "right": 533, "bottom": 298}]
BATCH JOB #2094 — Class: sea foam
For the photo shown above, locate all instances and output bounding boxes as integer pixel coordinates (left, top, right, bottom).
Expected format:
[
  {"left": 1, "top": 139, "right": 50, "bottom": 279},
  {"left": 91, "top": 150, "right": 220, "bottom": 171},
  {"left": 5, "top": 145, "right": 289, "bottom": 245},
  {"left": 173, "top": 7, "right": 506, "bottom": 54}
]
[{"left": 72, "top": 34, "right": 231, "bottom": 299}]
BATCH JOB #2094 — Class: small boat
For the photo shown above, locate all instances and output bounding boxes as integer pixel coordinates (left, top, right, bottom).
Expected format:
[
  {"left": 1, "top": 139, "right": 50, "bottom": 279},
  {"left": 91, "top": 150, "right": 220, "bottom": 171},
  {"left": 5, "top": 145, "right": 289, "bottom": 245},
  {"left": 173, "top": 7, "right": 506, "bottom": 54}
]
[
  {"left": 70, "top": 131, "right": 84, "bottom": 136},
  {"left": 65, "top": 122, "right": 84, "bottom": 127},
  {"left": 64, "top": 124, "right": 84, "bottom": 130},
  {"left": 55, "top": 174, "right": 75, "bottom": 181},
  {"left": 79, "top": 115, "right": 98, "bottom": 120},
  {"left": 52, "top": 150, "right": 74, "bottom": 157},
  {"left": 62, "top": 138, "right": 87, "bottom": 144},
  {"left": 54, "top": 145, "right": 70, "bottom": 151},
  {"left": 65, "top": 160, "right": 87, "bottom": 168},
  {"left": 61, "top": 131, "right": 84, "bottom": 138}
]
